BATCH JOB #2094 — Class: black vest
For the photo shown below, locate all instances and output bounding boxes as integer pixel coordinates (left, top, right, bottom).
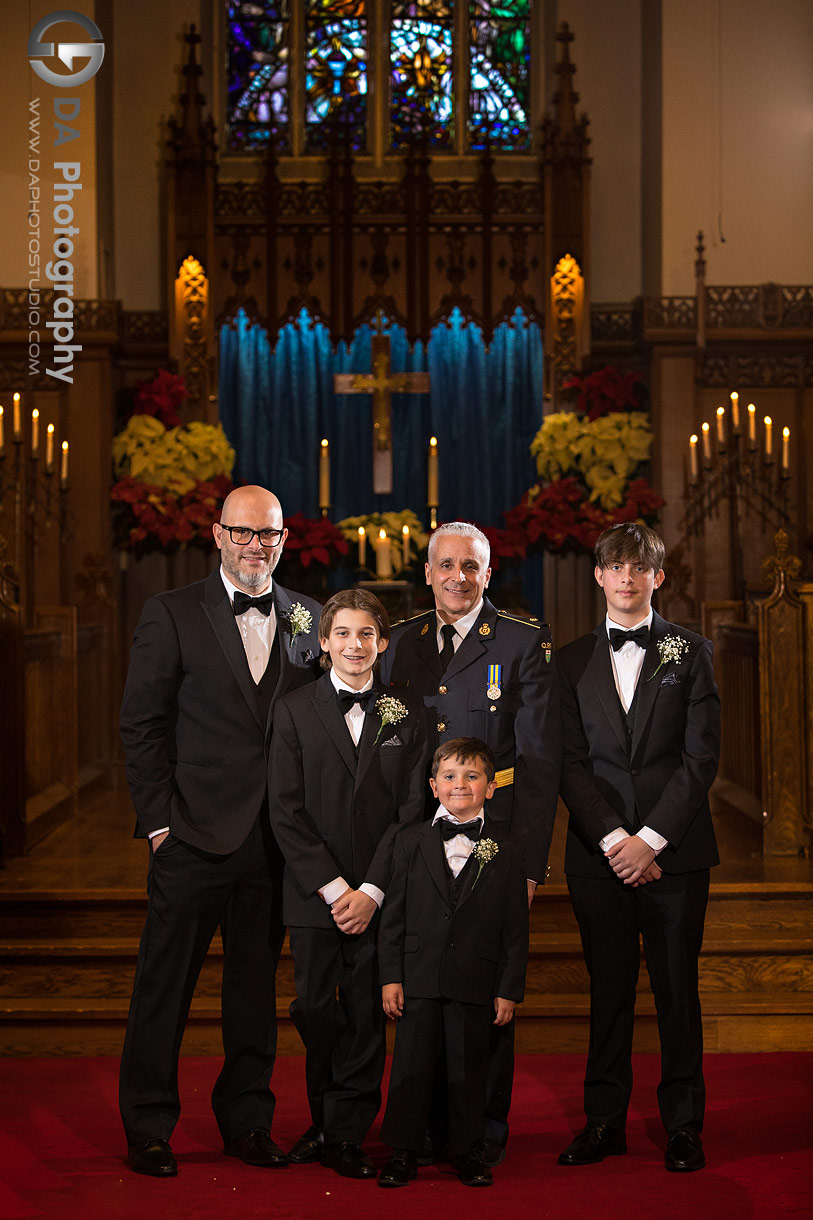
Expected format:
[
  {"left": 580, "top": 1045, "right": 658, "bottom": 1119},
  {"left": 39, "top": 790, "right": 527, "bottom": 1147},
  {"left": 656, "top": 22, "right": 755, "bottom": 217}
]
[{"left": 254, "top": 631, "right": 282, "bottom": 719}]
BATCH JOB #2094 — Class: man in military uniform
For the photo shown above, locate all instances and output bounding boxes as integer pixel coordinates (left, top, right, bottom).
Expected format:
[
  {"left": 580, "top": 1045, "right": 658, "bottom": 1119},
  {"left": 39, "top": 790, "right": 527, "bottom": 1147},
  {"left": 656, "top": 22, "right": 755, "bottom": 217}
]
[{"left": 380, "top": 521, "right": 561, "bottom": 1163}]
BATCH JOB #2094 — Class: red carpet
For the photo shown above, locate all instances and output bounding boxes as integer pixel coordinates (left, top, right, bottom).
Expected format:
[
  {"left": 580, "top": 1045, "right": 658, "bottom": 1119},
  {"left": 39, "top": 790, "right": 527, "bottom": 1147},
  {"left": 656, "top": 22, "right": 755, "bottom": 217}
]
[{"left": 0, "top": 1053, "right": 810, "bottom": 1220}]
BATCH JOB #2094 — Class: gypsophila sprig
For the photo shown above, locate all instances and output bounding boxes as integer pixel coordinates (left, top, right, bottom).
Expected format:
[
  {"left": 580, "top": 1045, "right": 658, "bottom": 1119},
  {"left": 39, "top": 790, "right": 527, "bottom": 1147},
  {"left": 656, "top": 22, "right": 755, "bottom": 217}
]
[
  {"left": 287, "top": 603, "right": 313, "bottom": 642},
  {"left": 471, "top": 837, "right": 499, "bottom": 888},
  {"left": 374, "top": 695, "right": 408, "bottom": 746},
  {"left": 648, "top": 634, "right": 690, "bottom": 681}
]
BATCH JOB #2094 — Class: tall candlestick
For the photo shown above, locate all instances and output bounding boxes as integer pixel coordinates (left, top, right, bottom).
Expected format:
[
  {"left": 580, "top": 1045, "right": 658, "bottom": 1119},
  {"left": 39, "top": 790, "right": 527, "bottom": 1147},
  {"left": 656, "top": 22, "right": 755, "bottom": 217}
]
[
  {"left": 46, "top": 424, "right": 55, "bottom": 472},
  {"left": 763, "top": 416, "right": 773, "bottom": 460},
  {"left": 716, "top": 406, "right": 725, "bottom": 446},
  {"left": 402, "top": 524, "right": 410, "bottom": 567},
  {"left": 747, "top": 403, "right": 756, "bottom": 445},
  {"left": 0, "top": 406, "right": 4, "bottom": 454},
  {"left": 358, "top": 526, "right": 366, "bottom": 567},
  {"left": 701, "top": 422, "right": 711, "bottom": 464},
  {"left": 376, "top": 528, "right": 391, "bottom": 579},
  {"left": 319, "top": 438, "right": 330, "bottom": 511},
  {"left": 13, "top": 392, "right": 21, "bottom": 439},
  {"left": 689, "top": 434, "right": 698, "bottom": 483},
  {"left": 31, "top": 409, "right": 40, "bottom": 457},
  {"left": 730, "top": 391, "right": 740, "bottom": 431},
  {"left": 427, "top": 436, "right": 439, "bottom": 506},
  {"left": 60, "top": 440, "right": 69, "bottom": 486},
  {"left": 782, "top": 426, "right": 790, "bottom": 472}
]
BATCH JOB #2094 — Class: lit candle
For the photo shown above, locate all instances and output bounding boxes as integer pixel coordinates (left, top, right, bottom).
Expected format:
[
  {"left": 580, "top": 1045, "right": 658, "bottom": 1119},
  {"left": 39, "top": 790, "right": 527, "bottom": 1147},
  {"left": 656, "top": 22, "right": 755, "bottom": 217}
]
[
  {"left": 764, "top": 416, "right": 772, "bottom": 460},
  {"left": 747, "top": 403, "right": 756, "bottom": 445},
  {"left": 701, "top": 421, "right": 711, "bottom": 464},
  {"left": 0, "top": 406, "right": 4, "bottom": 454},
  {"left": 31, "top": 409, "right": 39, "bottom": 457},
  {"left": 402, "top": 524, "right": 410, "bottom": 566},
  {"left": 13, "top": 392, "right": 21, "bottom": 439},
  {"left": 46, "top": 424, "right": 55, "bottom": 471},
  {"left": 782, "top": 426, "right": 790, "bottom": 472},
  {"left": 730, "top": 391, "right": 740, "bottom": 431},
  {"left": 427, "top": 436, "right": 439, "bottom": 506},
  {"left": 358, "top": 525, "right": 366, "bottom": 567},
  {"left": 60, "top": 440, "right": 69, "bottom": 486},
  {"left": 716, "top": 406, "right": 725, "bottom": 446},
  {"left": 689, "top": 434, "right": 698, "bottom": 483},
  {"left": 319, "top": 438, "right": 330, "bottom": 510},
  {"left": 376, "top": 528, "right": 391, "bottom": 579}
]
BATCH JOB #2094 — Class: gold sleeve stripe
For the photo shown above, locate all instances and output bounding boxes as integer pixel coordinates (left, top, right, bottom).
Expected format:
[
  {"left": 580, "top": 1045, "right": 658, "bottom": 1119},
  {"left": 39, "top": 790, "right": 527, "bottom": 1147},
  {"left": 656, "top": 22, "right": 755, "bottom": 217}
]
[{"left": 494, "top": 767, "right": 514, "bottom": 788}]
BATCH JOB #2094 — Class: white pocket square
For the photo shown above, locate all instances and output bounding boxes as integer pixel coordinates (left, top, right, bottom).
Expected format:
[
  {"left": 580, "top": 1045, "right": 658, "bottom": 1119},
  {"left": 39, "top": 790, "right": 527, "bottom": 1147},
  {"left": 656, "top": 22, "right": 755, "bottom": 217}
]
[{"left": 380, "top": 735, "right": 403, "bottom": 748}]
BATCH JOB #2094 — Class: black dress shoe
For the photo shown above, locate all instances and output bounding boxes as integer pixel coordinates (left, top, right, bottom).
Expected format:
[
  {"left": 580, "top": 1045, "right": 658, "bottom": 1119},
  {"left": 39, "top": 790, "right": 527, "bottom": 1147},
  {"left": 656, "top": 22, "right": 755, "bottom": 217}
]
[
  {"left": 479, "top": 1138, "right": 506, "bottom": 1167},
  {"left": 665, "top": 1127, "right": 705, "bottom": 1172},
  {"left": 416, "top": 1134, "right": 448, "bottom": 1165},
  {"left": 322, "top": 1140, "right": 377, "bottom": 1179},
  {"left": 557, "top": 1123, "right": 627, "bottom": 1165},
  {"left": 128, "top": 1137, "right": 177, "bottom": 1177},
  {"left": 288, "top": 1125, "right": 324, "bottom": 1164},
  {"left": 456, "top": 1149, "right": 493, "bottom": 1187},
  {"left": 378, "top": 1148, "right": 418, "bottom": 1187},
  {"left": 224, "top": 1129, "right": 289, "bottom": 1167}
]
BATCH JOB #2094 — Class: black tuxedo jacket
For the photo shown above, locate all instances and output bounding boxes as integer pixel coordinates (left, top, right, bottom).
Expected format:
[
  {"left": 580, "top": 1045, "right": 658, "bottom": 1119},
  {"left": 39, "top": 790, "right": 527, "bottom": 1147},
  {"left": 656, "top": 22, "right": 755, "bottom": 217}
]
[
  {"left": 380, "top": 596, "right": 561, "bottom": 881},
  {"left": 119, "top": 569, "right": 322, "bottom": 854},
  {"left": 378, "top": 817, "right": 528, "bottom": 1004},
  {"left": 556, "top": 610, "right": 720, "bottom": 878},
  {"left": 268, "top": 672, "right": 429, "bottom": 929}
]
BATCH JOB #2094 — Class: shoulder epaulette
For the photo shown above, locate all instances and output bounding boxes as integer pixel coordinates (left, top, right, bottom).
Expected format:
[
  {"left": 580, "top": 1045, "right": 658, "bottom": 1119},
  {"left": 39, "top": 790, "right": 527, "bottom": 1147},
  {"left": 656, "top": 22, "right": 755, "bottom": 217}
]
[
  {"left": 391, "top": 608, "right": 434, "bottom": 629},
  {"left": 496, "top": 610, "right": 548, "bottom": 630}
]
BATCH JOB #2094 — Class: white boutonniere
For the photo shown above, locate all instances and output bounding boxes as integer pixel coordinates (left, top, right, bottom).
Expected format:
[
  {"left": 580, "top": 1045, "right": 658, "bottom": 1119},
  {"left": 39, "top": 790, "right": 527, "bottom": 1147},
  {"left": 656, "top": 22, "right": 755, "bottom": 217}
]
[
  {"left": 287, "top": 603, "right": 313, "bottom": 641},
  {"left": 374, "top": 695, "right": 408, "bottom": 745},
  {"left": 471, "top": 837, "right": 499, "bottom": 888},
  {"left": 648, "top": 633, "right": 690, "bottom": 681}
]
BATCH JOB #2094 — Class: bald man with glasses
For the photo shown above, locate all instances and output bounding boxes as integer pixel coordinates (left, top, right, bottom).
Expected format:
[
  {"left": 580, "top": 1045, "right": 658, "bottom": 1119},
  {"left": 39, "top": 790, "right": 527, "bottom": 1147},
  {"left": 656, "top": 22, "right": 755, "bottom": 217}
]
[{"left": 119, "top": 485, "right": 322, "bottom": 1177}]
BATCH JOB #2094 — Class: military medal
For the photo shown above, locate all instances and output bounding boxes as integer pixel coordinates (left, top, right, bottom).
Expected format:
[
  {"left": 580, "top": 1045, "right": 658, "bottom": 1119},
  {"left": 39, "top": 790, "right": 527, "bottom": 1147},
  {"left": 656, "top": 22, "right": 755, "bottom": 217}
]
[{"left": 486, "top": 663, "right": 502, "bottom": 701}]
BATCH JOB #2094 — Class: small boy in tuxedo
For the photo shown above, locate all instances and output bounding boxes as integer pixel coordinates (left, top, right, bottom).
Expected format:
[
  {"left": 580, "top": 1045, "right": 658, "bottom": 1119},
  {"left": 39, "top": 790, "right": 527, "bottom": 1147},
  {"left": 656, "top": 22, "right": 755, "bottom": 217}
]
[
  {"left": 377, "top": 738, "right": 528, "bottom": 1188},
  {"left": 268, "top": 589, "right": 428, "bottom": 1180},
  {"left": 556, "top": 523, "right": 720, "bottom": 1173}
]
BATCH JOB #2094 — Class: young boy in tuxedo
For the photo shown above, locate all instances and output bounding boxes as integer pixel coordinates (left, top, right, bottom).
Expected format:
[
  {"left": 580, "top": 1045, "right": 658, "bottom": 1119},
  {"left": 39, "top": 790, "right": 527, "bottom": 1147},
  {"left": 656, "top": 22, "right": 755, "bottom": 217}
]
[
  {"left": 268, "top": 589, "right": 428, "bottom": 1180},
  {"left": 377, "top": 738, "right": 529, "bottom": 1189},
  {"left": 556, "top": 523, "right": 720, "bottom": 1173}
]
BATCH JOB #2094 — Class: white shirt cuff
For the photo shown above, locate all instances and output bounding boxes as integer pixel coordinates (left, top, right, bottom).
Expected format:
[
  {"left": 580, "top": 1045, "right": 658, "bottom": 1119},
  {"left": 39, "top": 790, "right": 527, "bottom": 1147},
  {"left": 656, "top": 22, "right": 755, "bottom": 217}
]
[
  {"left": 599, "top": 828, "right": 629, "bottom": 853},
  {"left": 148, "top": 827, "right": 170, "bottom": 839},
  {"left": 320, "top": 876, "right": 349, "bottom": 906},
  {"left": 637, "top": 826, "right": 668, "bottom": 854},
  {"left": 359, "top": 883, "right": 384, "bottom": 908}
]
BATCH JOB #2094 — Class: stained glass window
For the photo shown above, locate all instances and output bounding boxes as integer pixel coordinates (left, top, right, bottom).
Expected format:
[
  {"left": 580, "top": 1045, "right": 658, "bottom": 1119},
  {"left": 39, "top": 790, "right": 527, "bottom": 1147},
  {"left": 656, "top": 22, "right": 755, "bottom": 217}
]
[
  {"left": 390, "top": 0, "right": 453, "bottom": 148},
  {"left": 225, "top": 0, "right": 533, "bottom": 155},
  {"left": 227, "top": 0, "right": 291, "bottom": 151},
  {"left": 305, "top": 0, "right": 368, "bottom": 151},
  {"left": 468, "top": 0, "right": 531, "bottom": 150}
]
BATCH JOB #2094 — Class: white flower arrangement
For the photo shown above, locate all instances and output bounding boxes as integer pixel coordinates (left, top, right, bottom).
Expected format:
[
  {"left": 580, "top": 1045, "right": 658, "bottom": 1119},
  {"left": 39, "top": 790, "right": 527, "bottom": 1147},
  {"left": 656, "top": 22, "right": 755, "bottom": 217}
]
[
  {"left": 471, "top": 837, "right": 499, "bottom": 888},
  {"left": 649, "top": 633, "right": 690, "bottom": 681},
  {"left": 374, "top": 695, "right": 408, "bottom": 745},
  {"left": 287, "top": 603, "right": 313, "bottom": 641}
]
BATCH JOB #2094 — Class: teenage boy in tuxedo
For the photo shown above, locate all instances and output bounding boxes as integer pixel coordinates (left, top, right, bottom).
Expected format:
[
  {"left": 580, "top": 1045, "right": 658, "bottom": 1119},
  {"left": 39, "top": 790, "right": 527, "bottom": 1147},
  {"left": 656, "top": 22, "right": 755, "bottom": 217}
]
[
  {"left": 556, "top": 523, "right": 720, "bottom": 1174},
  {"left": 268, "top": 589, "right": 428, "bottom": 1180},
  {"left": 377, "top": 738, "right": 528, "bottom": 1189}
]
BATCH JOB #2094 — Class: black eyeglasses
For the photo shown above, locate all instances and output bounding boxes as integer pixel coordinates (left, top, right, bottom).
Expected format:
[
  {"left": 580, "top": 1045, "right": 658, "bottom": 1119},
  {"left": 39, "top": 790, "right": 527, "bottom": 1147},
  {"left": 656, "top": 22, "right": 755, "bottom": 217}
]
[{"left": 219, "top": 525, "right": 284, "bottom": 546}]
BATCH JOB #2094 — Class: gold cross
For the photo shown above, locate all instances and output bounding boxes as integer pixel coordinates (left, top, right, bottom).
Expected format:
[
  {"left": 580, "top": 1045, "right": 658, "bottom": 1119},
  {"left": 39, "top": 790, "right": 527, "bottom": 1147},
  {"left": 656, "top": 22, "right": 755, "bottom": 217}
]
[{"left": 334, "top": 332, "right": 430, "bottom": 494}]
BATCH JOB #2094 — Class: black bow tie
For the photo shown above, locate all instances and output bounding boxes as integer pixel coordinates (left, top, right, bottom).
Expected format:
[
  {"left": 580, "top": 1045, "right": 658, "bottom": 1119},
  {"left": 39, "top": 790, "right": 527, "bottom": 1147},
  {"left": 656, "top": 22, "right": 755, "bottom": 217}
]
[
  {"left": 337, "top": 689, "right": 377, "bottom": 715},
  {"left": 233, "top": 589, "right": 275, "bottom": 617},
  {"left": 608, "top": 626, "right": 650, "bottom": 652},
  {"left": 437, "top": 819, "right": 481, "bottom": 842}
]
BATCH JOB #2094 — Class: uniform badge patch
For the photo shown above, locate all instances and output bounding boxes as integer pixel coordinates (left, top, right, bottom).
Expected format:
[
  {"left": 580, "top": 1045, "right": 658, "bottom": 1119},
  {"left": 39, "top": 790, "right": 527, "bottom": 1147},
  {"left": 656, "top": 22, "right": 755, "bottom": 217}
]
[
  {"left": 420, "top": 622, "right": 429, "bottom": 636},
  {"left": 479, "top": 623, "right": 491, "bottom": 637}
]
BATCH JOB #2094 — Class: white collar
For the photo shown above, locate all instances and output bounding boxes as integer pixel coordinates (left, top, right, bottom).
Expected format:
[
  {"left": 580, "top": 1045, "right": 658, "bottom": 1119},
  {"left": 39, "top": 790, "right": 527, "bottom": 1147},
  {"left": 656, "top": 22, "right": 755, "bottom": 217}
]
[
  {"left": 436, "top": 598, "right": 485, "bottom": 641},
  {"left": 329, "top": 669, "right": 375, "bottom": 696}
]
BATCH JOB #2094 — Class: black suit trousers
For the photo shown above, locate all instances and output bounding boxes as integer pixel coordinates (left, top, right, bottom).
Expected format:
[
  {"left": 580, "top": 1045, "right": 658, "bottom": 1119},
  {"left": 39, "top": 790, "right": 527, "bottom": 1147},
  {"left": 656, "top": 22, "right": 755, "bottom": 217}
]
[
  {"left": 288, "top": 924, "right": 385, "bottom": 1144},
  {"left": 119, "top": 816, "right": 285, "bottom": 1145},
  {"left": 567, "top": 868, "right": 710, "bottom": 1133}
]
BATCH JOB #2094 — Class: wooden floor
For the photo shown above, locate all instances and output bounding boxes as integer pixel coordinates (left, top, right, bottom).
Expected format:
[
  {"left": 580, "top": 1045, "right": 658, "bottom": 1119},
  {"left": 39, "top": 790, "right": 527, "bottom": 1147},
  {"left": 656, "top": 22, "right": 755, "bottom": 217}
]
[{"left": 1, "top": 767, "right": 811, "bottom": 1056}]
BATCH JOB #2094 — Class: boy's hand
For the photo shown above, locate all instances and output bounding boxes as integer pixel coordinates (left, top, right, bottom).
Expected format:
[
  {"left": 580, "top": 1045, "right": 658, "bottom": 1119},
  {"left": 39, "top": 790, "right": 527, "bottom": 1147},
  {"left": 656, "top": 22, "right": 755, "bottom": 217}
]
[
  {"left": 605, "top": 834, "right": 656, "bottom": 885},
  {"left": 382, "top": 983, "right": 404, "bottom": 1019},
  {"left": 331, "top": 889, "right": 377, "bottom": 934},
  {"left": 493, "top": 997, "right": 516, "bottom": 1026},
  {"left": 631, "top": 860, "right": 663, "bottom": 887}
]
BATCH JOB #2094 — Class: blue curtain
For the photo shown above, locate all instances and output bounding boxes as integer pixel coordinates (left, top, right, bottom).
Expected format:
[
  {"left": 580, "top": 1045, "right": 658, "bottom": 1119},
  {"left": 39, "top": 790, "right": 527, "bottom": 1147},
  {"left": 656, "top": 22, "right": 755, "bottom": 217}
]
[{"left": 219, "top": 305, "right": 542, "bottom": 530}]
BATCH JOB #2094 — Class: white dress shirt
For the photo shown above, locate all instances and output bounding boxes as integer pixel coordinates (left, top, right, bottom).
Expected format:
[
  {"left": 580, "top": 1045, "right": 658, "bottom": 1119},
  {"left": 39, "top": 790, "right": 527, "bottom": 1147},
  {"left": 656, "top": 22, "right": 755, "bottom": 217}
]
[
  {"left": 432, "top": 806, "right": 485, "bottom": 877},
  {"left": 434, "top": 599, "right": 484, "bottom": 654},
  {"left": 318, "top": 670, "right": 385, "bottom": 910},
  {"left": 599, "top": 611, "right": 667, "bottom": 856}
]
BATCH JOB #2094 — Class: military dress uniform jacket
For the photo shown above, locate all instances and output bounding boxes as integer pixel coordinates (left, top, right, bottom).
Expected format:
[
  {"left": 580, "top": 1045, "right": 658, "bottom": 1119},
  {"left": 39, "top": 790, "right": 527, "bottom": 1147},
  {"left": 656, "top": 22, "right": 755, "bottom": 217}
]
[{"left": 380, "top": 597, "right": 561, "bottom": 882}]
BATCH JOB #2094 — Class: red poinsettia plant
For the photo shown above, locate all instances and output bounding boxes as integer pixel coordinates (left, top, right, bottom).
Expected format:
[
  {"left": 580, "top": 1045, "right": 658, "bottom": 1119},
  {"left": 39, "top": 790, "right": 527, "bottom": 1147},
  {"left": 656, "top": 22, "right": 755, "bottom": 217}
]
[
  {"left": 279, "top": 512, "right": 350, "bottom": 568},
  {"left": 111, "top": 474, "right": 234, "bottom": 556},
  {"left": 504, "top": 476, "right": 664, "bottom": 557},
  {"left": 561, "top": 364, "right": 646, "bottom": 421},
  {"left": 132, "top": 369, "right": 187, "bottom": 428}
]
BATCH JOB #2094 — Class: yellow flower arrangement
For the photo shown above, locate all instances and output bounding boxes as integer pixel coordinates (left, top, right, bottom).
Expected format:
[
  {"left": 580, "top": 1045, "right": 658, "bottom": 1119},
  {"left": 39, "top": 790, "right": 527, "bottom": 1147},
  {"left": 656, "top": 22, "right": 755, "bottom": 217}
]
[
  {"left": 112, "top": 415, "right": 235, "bottom": 494},
  {"left": 337, "top": 509, "right": 429, "bottom": 568},
  {"left": 530, "top": 411, "right": 654, "bottom": 510}
]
